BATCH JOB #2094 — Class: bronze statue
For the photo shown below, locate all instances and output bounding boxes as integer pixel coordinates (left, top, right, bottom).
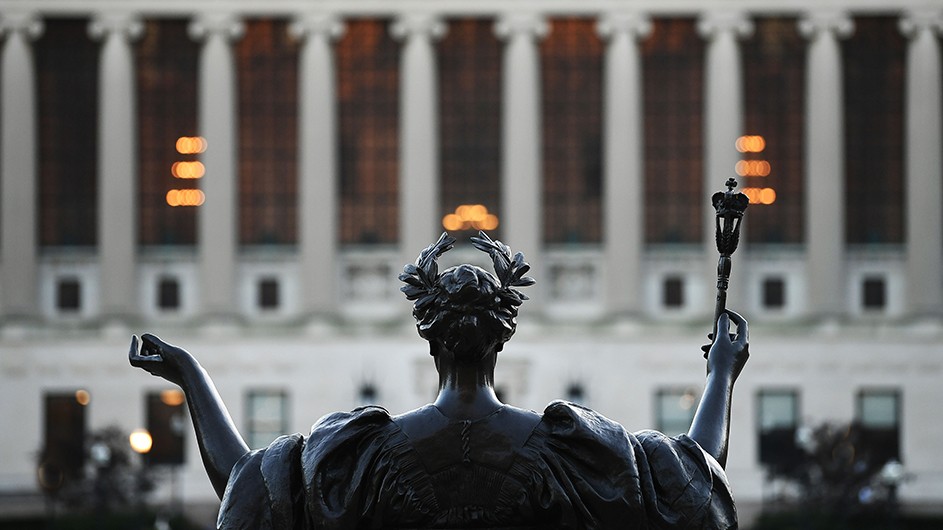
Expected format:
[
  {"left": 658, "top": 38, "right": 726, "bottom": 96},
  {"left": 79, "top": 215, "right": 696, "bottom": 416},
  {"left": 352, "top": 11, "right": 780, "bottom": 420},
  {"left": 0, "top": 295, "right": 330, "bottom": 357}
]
[{"left": 129, "top": 231, "right": 749, "bottom": 529}]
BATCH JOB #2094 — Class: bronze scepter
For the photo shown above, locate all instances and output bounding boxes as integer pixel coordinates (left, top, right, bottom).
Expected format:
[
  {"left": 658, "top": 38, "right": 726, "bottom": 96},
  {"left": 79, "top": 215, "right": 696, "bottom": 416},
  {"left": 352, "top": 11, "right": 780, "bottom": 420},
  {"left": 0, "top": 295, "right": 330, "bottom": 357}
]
[{"left": 708, "top": 177, "right": 749, "bottom": 357}]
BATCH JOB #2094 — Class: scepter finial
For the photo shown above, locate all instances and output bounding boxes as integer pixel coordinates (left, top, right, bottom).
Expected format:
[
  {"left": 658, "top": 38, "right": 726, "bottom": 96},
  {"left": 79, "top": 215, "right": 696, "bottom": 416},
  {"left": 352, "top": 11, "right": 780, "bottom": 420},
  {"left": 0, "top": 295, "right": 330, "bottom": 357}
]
[{"left": 708, "top": 178, "right": 749, "bottom": 358}]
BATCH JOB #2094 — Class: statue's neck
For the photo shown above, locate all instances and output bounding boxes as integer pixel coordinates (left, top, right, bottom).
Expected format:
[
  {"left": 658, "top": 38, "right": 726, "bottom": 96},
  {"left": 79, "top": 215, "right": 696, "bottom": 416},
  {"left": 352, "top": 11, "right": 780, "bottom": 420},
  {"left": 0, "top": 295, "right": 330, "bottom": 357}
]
[{"left": 433, "top": 353, "right": 502, "bottom": 420}]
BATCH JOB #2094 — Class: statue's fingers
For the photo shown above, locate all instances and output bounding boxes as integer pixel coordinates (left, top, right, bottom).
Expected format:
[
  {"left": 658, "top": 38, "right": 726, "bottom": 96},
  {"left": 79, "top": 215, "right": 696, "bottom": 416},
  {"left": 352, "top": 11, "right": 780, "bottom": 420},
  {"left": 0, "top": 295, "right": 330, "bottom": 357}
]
[
  {"left": 140, "top": 333, "right": 163, "bottom": 356},
  {"left": 715, "top": 312, "right": 731, "bottom": 339},
  {"left": 129, "top": 335, "right": 139, "bottom": 358},
  {"left": 726, "top": 310, "right": 749, "bottom": 344}
]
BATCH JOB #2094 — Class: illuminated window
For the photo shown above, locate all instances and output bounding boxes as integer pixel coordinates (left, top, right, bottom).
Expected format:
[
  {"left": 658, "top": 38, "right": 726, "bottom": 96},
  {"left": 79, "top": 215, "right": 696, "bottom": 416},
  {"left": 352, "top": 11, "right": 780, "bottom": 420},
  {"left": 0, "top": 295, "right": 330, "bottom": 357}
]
[
  {"left": 37, "top": 18, "right": 99, "bottom": 247},
  {"left": 246, "top": 390, "right": 289, "bottom": 449},
  {"left": 856, "top": 389, "right": 900, "bottom": 464},
  {"left": 136, "top": 19, "right": 199, "bottom": 245},
  {"left": 642, "top": 19, "right": 704, "bottom": 244},
  {"left": 438, "top": 19, "right": 502, "bottom": 238},
  {"left": 146, "top": 390, "right": 186, "bottom": 465},
  {"left": 655, "top": 388, "right": 699, "bottom": 436},
  {"left": 742, "top": 18, "right": 805, "bottom": 244},
  {"left": 338, "top": 20, "right": 400, "bottom": 245},
  {"left": 843, "top": 17, "right": 905, "bottom": 244},
  {"left": 237, "top": 19, "right": 299, "bottom": 246},
  {"left": 56, "top": 277, "right": 81, "bottom": 312},
  {"left": 541, "top": 18, "right": 603, "bottom": 244}
]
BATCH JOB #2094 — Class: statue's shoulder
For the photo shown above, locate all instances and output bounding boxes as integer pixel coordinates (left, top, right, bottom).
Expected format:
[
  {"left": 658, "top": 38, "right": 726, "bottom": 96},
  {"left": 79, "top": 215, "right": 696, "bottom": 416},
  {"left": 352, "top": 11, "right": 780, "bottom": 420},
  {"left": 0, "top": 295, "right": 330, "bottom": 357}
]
[{"left": 538, "top": 400, "right": 630, "bottom": 438}]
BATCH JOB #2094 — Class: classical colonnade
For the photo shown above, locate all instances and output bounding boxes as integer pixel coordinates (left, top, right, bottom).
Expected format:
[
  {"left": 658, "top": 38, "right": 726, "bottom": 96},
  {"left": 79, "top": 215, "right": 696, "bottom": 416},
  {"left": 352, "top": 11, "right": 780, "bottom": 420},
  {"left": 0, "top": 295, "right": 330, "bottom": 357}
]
[{"left": 0, "top": 8, "right": 941, "bottom": 323}]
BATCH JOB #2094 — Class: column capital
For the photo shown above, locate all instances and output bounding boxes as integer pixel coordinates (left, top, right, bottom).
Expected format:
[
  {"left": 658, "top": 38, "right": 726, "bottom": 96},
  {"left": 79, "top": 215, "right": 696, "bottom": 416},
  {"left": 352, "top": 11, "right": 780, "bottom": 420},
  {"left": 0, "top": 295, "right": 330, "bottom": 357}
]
[
  {"left": 0, "top": 11, "right": 44, "bottom": 40},
  {"left": 188, "top": 12, "right": 245, "bottom": 42},
  {"left": 88, "top": 12, "right": 144, "bottom": 42},
  {"left": 494, "top": 13, "right": 548, "bottom": 41},
  {"left": 899, "top": 10, "right": 943, "bottom": 38},
  {"left": 596, "top": 12, "right": 652, "bottom": 41},
  {"left": 390, "top": 13, "right": 446, "bottom": 41},
  {"left": 289, "top": 13, "right": 345, "bottom": 41},
  {"left": 798, "top": 11, "right": 854, "bottom": 40},
  {"left": 697, "top": 11, "right": 754, "bottom": 40}
]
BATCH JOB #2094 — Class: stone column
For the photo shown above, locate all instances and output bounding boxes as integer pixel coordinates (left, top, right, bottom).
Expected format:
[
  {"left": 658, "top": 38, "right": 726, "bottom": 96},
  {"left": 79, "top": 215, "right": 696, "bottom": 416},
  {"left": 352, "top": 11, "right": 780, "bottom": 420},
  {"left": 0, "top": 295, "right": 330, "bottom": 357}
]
[
  {"left": 290, "top": 14, "right": 345, "bottom": 319},
  {"left": 88, "top": 13, "right": 143, "bottom": 324},
  {"left": 699, "top": 11, "right": 753, "bottom": 316},
  {"left": 189, "top": 14, "right": 244, "bottom": 321},
  {"left": 799, "top": 12, "right": 853, "bottom": 319},
  {"left": 597, "top": 13, "right": 651, "bottom": 316},
  {"left": 900, "top": 11, "right": 943, "bottom": 319},
  {"left": 0, "top": 13, "right": 43, "bottom": 321},
  {"left": 391, "top": 14, "right": 445, "bottom": 265},
  {"left": 495, "top": 13, "right": 547, "bottom": 263}
]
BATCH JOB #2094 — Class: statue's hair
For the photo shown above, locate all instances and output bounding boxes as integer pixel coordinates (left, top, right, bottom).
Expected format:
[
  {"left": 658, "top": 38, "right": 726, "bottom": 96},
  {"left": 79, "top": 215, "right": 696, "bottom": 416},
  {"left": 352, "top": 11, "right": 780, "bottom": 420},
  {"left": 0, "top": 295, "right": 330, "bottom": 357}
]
[{"left": 399, "top": 232, "right": 536, "bottom": 362}]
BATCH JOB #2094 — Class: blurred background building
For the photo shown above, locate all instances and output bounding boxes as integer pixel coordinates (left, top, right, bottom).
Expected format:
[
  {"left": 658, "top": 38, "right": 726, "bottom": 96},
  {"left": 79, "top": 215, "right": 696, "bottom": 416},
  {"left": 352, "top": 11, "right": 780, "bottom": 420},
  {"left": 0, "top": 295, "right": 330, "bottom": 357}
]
[{"left": 1, "top": 0, "right": 941, "bottom": 525}]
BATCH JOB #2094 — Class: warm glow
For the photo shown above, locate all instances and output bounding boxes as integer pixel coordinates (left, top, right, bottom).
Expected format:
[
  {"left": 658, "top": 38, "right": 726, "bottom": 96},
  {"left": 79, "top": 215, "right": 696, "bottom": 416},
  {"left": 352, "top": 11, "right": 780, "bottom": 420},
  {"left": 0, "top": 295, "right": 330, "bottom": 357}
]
[
  {"left": 176, "top": 136, "right": 207, "bottom": 154},
  {"left": 442, "top": 213, "right": 464, "bottom": 231},
  {"left": 480, "top": 214, "right": 499, "bottom": 231},
  {"left": 742, "top": 187, "right": 777, "bottom": 205},
  {"left": 443, "top": 204, "right": 499, "bottom": 231},
  {"left": 75, "top": 389, "right": 90, "bottom": 406},
  {"left": 171, "top": 161, "right": 205, "bottom": 179},
  {"left": 735, "top": 160, "right": 771, "bottom": 177},
  {"left": 760, "top": 187, "right": 777, "bottom": 205},
  {"left": 735, "top": 135, "right": 766, "bottom": 153},
  {"left": 166, "top": 188, "right": 206, "bottom": 207},
  {"left": 160, "top": 389, "right": 185, "bottom": 407},
  {"left": 129, "top": 429, "right": 153, "bottom": 454}
]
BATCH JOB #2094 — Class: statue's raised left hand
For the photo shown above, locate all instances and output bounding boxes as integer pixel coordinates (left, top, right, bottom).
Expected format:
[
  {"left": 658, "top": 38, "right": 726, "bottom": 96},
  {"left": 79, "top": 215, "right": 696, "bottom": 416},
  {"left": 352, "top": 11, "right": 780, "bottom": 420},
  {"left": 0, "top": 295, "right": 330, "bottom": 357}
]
[{"left": 129, "top": 334, "right": 197, "bottom": 388}]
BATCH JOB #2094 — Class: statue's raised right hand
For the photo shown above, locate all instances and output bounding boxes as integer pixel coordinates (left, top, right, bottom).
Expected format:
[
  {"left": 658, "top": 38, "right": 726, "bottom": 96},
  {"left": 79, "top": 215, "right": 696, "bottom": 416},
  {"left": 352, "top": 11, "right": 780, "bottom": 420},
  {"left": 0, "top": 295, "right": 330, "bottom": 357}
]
[{"left": 129, "top": 334, "right": 196, "bottom": 388}]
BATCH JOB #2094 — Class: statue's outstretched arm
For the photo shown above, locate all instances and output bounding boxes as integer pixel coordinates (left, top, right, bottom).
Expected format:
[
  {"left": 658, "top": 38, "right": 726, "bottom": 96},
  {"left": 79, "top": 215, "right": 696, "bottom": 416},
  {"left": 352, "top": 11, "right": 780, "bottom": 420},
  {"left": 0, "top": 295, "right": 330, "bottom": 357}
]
[
  {"left": 129, "top": 334, "right": 249, "bottom": 499},
  {"left": 687, "top": 311, "right": 749, "bottom": 468}
]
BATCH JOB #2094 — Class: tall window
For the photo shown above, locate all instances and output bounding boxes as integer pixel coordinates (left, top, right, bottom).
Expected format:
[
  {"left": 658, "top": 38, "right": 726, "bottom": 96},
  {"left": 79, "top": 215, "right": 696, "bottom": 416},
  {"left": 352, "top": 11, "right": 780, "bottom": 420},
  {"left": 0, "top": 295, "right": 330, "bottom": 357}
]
[
  {"left": 36, "top": 18, "right": 99, "bottom": 247},
  {"left": 655, "top": 387, "right": 699, "bottom": 436},
  {"left": 742, "top": 18, "right": 805, "bottom": 244},
  {"left": 246, "top": 390, "right": 289, "bottom": 449},
  {"left": 237, "top": 20, "right": 299, "bottom": 246},
  {"left": 438, "top": 19, "right": 502, "bottom": 238},
  {"left": 337, "top": 20, "right": 400, "bottom": 245},
  {"left": 642, "top": 19, "right": 704, "bottom": 244},
  {"left": 843, "top": 17, "right": 905, "bottom": 244},
  {"left": 856, "top": 389, "right": 901, "bottom": 464},
  {"left": 541, "top": 18, "right": 603, "bottom": 244},
  {"left": 136, "top": 19, "right": 199, "bottom": 246},
  {"left": 41, "top": 392, "right": 88, "bottom": 487},
  {"left": 757, "top": 390, "right": 802, "bottom": 470},
  {"left": 146, "top": 390, "right": 186, "bottom": 465}
]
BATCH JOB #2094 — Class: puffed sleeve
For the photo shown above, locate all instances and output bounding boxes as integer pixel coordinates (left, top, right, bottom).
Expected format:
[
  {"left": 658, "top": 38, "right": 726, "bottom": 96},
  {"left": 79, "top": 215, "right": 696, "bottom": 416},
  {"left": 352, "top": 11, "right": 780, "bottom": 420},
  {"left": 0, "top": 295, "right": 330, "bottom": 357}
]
[
  {"left": 516, "top": 401, "right": 737, "bottom": 529},
  {"left": 218, "top": 405, "right": 399, "bottom": 530}
]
